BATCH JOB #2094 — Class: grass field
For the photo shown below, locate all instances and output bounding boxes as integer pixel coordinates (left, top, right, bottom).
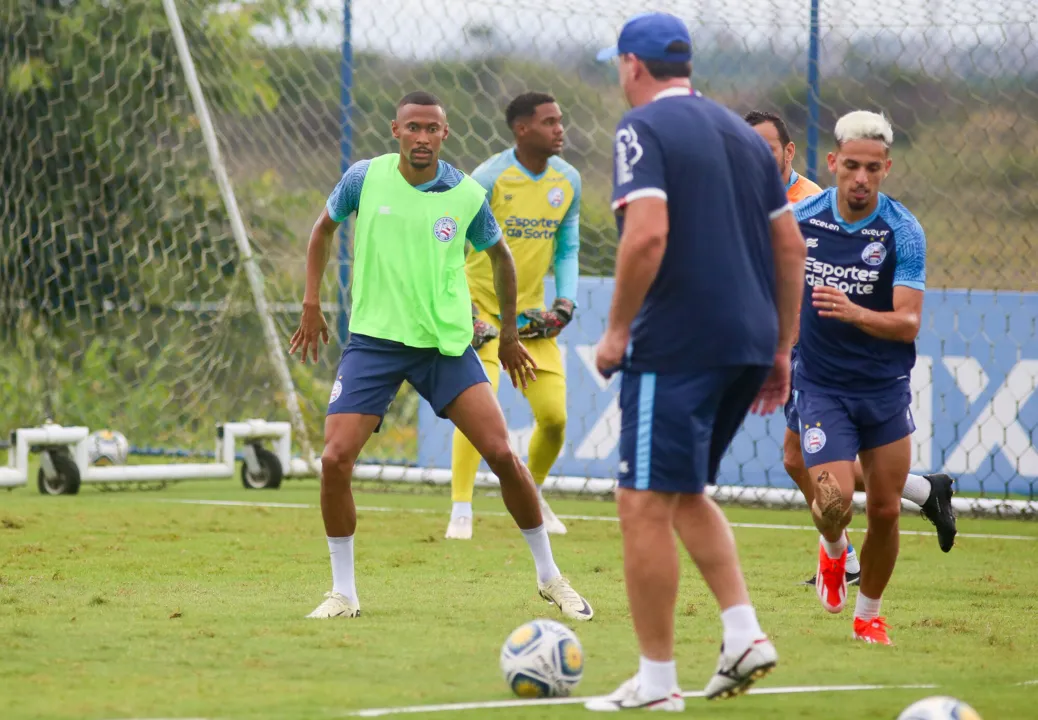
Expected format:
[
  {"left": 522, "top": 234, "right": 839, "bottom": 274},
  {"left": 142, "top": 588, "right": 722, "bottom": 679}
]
[{"left": 2, "top": 478, "right": 1037, "bottom": 720}]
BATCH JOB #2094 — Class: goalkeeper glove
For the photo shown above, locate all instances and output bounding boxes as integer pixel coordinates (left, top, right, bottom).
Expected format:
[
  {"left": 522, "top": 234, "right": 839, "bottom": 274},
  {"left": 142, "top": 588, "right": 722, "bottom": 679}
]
[
  {"left": 517, "top": 298, "right": 575, "bottom": 340},
  {"left": 471, "top": 303, "right": 499, "bottom": 350}
]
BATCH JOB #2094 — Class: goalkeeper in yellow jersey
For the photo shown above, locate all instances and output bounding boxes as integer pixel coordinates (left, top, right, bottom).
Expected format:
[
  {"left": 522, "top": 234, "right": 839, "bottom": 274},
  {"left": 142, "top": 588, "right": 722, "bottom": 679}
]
[{"left": 446, "top": 92, "right": 581, "bottom": 539}]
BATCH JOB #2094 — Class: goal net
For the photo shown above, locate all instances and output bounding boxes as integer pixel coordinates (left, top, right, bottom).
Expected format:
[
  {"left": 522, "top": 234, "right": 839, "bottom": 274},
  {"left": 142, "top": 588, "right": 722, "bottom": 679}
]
[{"left": 2, "top": 0, "right": 1036, "bottom": 512}]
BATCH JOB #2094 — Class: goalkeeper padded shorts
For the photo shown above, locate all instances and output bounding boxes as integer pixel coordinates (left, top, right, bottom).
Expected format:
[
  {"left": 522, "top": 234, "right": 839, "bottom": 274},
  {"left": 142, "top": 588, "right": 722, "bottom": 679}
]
[{"left": 327, "top": 333, "right": 489, "bottom": 432}]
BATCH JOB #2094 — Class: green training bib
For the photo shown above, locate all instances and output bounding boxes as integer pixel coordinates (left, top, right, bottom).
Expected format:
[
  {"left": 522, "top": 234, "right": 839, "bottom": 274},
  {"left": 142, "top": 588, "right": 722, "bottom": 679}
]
[{"left": 349, "top": 153, "right": 488, "bottom": 356}]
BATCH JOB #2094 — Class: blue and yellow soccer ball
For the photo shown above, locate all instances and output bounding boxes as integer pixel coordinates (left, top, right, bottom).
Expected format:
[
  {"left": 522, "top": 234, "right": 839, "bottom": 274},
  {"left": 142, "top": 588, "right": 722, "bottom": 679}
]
[
  {"left": 86, "top": 430, "right": 129, "bottom": 466},
  {"left": 499, "top": 619, "right": 584, "bottom": 698},
  {"left": 898, "top": 696, "right": 982, "bottom": 720}
]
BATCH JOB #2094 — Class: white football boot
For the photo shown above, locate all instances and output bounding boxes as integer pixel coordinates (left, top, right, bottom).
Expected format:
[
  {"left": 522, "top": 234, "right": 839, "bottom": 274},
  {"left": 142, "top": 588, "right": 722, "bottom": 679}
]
[
  {"left": 538, "top": 494, "right": 568, "bottom": 535},
  {"left": 538, "top": 575, "right": 593, "bottom": 621},
  {"left": 704, "top": 637, "right": 778, "bottom": 699},
  {"left": 444, "top": 515, "right": 473, "bottom": 540},
  {"left": 305, "top": 591, "right": 360, "bottom": 619},
  {"left": 585, "top": 676, "right": 685, "bottom": 712}
]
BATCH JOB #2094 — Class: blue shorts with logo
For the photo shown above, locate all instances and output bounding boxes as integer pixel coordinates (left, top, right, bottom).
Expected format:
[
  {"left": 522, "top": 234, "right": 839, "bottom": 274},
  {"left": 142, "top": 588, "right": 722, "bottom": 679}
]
[
  {"left": 794, "top": 387, "right": 915, "bottom": 467},
  {"left": 617, "top": 365, "right": 770, "bottom": 494},
  {"left": 327, "top": 333, "right": 488, "bottom": 432}
]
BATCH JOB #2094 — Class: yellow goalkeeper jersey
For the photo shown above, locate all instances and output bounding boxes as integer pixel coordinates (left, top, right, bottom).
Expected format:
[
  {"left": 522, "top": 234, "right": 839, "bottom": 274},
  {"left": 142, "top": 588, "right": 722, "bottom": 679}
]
[{"left": 465, "top": 148, "right": 581, "bottom": 317}]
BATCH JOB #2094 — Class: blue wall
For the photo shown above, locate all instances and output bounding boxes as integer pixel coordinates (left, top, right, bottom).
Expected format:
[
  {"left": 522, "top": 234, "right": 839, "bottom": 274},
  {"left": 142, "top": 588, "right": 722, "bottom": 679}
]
[{"left": 418, "top": 278, "right": 1038, "bottom": 495}]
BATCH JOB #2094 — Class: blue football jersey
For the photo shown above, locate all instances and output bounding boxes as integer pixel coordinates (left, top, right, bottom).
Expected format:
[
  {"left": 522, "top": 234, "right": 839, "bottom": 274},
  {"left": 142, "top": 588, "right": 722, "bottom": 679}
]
[
  {"left": 610, "top": 88, "right": 790, "bottom": 374},
  {"left": 794, "top": 188, "right": 926, "bottom": 396}
]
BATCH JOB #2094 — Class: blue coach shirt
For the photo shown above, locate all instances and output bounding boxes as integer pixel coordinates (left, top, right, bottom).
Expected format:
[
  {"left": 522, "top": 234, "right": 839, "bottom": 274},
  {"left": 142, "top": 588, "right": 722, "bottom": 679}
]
[
  {"left": 611, "top": 87, "right": 790, "bottom": 374},
  {"left": 794, "top": 188, "right": 926, "bottom": 396}
]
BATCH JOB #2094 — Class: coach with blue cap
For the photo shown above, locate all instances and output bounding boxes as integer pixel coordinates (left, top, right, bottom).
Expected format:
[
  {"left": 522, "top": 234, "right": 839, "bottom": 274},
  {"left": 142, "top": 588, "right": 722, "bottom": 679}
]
[
  {"left": 595, "top": 12, "right": 694, "bottom": 88},
  {"left": 585, "top": 9, "right": 806, "bottom": 714}
]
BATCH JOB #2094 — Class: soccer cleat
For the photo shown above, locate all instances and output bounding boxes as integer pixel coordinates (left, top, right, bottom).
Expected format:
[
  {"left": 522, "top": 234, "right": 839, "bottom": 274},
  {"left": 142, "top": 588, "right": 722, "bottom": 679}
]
[
  {"left": 305, "top": 591, "right": 360, "bottom": 619},
  {"left": 853, "top": 616, "right": 893, "bottom": 645},
  {"left": 704, "top": 637, "right": 778, "bottom": 700},
  {"left": 800, "top": 569, "right": 860, "bottom": 587},
  {"left": 538, "top": 575, "right": 594, "bottom": 621},
  {"left": 921, "top": 473, "right": 957, "bottom": 553},
  {"left": 584, "top": 676, "right": 685, "bottom": 712},
  {"left": 538, "top": 495, "right": 568, "bottom": 535},
  {"left": 444, "top": 515, "right": 473, "bottom": 540},
  {"left": 816, "top": 544, "right": 848, "bottom": 613}
]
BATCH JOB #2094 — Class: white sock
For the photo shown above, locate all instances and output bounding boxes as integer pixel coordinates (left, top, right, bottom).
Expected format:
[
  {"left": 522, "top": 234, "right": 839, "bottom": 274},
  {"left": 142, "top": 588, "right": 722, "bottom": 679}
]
[
  {"left": 820, "top": 533, "right": 848, "bottom": 559},
  {"left": 638, "top": 656, "right": 677, "bottom": 698},
  {"left": 520, "top": 524, "right": 562, "bottom": 584},
  {"left": 451, "top": 502, "right": 473, "bottom": 521},
  {"left": 720, "top": 604, "right": 764, "bottom": 652},
  {"left": 854, "top": 592, "right": 882, "bottom": 621},
  {"left": 845, "top": 543, "right": 861, "bottom": 574},
  {"left": 902, "top": 473, "right": 932, "bottom": 506},
  {"left": 327, "top": 536, "right": 357, "bottom": 602}
]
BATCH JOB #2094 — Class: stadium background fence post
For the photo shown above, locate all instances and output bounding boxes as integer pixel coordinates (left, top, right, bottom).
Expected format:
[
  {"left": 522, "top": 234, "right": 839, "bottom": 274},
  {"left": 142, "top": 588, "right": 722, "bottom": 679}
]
[
  {"left": 337, "top": 0, "right": 354, "bottom": 348},
  {"left": 160, "top": 0, "right": 317, "bottom": 466},
  {"left": 806, "top": 0, "right": 821, "bottom": 182}
]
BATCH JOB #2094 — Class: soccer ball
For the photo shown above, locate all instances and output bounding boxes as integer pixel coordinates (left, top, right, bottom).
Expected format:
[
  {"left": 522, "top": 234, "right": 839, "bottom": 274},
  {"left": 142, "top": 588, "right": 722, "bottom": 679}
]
[
  {"left": 897, "top": 696, "right": 982, "bottom": 720},
  {"left": 86, "top": 430, "right": 130, "bottom": 466},
  {"left": 500, "top": 619, "right": 584, "bottom": 698}
]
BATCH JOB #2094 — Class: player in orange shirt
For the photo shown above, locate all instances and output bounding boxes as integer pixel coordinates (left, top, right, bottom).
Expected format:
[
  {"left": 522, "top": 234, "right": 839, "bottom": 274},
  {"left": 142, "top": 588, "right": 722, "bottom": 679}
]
[
  {"left": 744, "top": 110, "right": 823, "bottom": 202},
  {"left": 745, "top": 110, "right": 956, "bottom": 589}
]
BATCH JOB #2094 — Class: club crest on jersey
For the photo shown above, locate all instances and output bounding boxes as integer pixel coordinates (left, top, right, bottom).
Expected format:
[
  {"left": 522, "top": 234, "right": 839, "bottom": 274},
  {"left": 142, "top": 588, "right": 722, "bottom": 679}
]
[
  {"left": 329, "top": 380, "right": 342, "bottom": 405},
  {"left": 803, "top": 427, "right": 826, "bottom": 454},
  {"left": 861, "top": 241, "right": 887, "bottom": 266},
  {"left": 433, "top": 216, "right": 458, "bottom": 243},
  {"left": 547, "top": 187, "right": 565, "bottom": 208}
]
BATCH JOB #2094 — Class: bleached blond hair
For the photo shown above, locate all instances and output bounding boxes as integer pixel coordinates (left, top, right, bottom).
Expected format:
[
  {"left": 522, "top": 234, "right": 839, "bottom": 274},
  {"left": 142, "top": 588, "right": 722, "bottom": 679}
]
[{"left": 834, "top": 110, "right": 894, "bottom": 148}]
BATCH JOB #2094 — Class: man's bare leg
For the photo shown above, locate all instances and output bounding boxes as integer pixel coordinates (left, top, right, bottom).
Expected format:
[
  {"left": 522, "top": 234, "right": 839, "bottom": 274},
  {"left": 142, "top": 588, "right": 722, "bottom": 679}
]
[
  {"left": 307, "top": 412, "right": 381, "bottom": 619},
  {"left": 854, "top": 436, "right": 911, "bottom": 643},
  {"left": 617, "top": 489, "right": 680, "bottom": 661},
  {"left": 446, "top": 384, "right": 593, "bottom": 621},
  {"left": 789, "top": 435, "right": 862, "bottom": 583},
  {"left": 805, "top": 460, "right": 856, "bottom": 613},
  {"left": 671, "top": 492, "right": 776, "bottom": 699}
]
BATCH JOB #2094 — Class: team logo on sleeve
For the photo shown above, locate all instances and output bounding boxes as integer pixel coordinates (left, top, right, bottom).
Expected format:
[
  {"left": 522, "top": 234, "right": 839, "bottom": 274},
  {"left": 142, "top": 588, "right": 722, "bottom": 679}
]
[
  {"left": 861, "top": 241, "right": 887, "bottom": 266},
  {"left": 547, "top": 187, "right": 565, "bottom": 208},
  {"left": 328, "top": 379, "right": 343, "bottom": 405},
  {"left": 614, "top": 124, "right": 643, "bottom": 186},
  {"left": 433, "top": 216, "right": 458, "bottom": 243},
  {"left": 803, "top": 427, "right": 826, "bottom": 454}
]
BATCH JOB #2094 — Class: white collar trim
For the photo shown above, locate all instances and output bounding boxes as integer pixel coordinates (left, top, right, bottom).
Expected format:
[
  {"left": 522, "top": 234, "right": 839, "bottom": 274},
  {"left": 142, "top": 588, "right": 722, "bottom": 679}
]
[{"left": 652, "top": 86, "right": 694, "bottom": 101}]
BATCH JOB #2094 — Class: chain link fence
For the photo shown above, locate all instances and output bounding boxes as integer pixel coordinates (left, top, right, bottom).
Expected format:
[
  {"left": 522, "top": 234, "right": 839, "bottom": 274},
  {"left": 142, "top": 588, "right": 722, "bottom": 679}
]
[{"left": 1, "top": 0, "right": 1036, "bottom": 506}]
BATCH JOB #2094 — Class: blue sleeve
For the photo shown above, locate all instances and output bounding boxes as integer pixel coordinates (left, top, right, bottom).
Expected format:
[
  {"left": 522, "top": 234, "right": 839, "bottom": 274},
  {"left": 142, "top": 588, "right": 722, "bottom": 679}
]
[
  {"left": 794, "top": 188, "right": 833, "bottom": 223},
  {"left": 611, "top": 115, "right": 666, "bottom": 212},
  {"left": 893, "top": 214, "right": 927, "bottom": 291},
  {"left": 552, "top": 165, "right": 581, "bottom": 301},
  {"left": 325, "top": 159, "right": 370, "bottom": 223},
  {"left": 466, "top": 199, "right": 502, "bottom": 252},
  {"left": 469, "top": 156, "right": 501, "bottom": 196}
]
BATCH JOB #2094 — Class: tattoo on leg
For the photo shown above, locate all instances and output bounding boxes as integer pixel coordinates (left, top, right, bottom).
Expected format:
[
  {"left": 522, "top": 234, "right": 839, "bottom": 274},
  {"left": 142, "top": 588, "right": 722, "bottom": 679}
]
[{"left": 811, "top": 470, "right": 846, "bottom": 533}]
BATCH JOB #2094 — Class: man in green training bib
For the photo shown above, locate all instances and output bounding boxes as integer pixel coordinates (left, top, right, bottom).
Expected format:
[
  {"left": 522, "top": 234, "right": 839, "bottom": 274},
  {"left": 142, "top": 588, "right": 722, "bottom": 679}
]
[{"left": 289, "top": 91, "right": 594, "bottom": 623}]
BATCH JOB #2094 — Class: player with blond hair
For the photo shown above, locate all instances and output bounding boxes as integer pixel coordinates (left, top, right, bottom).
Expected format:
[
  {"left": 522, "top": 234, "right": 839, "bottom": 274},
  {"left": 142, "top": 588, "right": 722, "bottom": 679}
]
[
  {"left": 794, "top": 110, "right": 941, "bottom": 644},
  {"left": 745, "top": 110, "right": 957, "bottom": 589}
]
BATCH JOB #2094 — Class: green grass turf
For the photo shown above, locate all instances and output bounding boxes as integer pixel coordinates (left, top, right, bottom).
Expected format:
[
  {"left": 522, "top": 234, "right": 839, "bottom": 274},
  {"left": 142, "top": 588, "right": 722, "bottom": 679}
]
[{"left": 1, "top": 479, "right": 1036, "bottom": 719}]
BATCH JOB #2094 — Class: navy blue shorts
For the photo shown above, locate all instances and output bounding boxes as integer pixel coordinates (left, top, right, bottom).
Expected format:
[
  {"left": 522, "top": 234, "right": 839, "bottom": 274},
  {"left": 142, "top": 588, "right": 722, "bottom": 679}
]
[
  {"left": 795, "top": 388, "right": 915, "bottom": 467},
  {"left": 617, "top": 365, "right": 770, "bottom": 494},
  {"left": 327, "top": 333, "right": 489, "bottom": 431},
  {"left": 784, "top": 391, "right": 800, "bottom": 433}
]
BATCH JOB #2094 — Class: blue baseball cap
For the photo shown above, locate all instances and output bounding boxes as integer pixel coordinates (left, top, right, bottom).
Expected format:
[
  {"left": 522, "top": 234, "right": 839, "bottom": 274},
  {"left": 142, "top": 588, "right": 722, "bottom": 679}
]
[{"left": 596, "top": 12, "right": 692, "bottom": 64}]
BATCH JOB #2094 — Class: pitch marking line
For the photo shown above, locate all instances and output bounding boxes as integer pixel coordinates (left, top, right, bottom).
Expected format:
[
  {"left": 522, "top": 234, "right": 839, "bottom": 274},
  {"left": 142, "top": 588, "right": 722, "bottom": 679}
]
[
  {"left": 344, "top": 683, "right": 939, "bottom": 717},
  {"left": 160, "top": 499, "right": 1038, "bottom": 542}
]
